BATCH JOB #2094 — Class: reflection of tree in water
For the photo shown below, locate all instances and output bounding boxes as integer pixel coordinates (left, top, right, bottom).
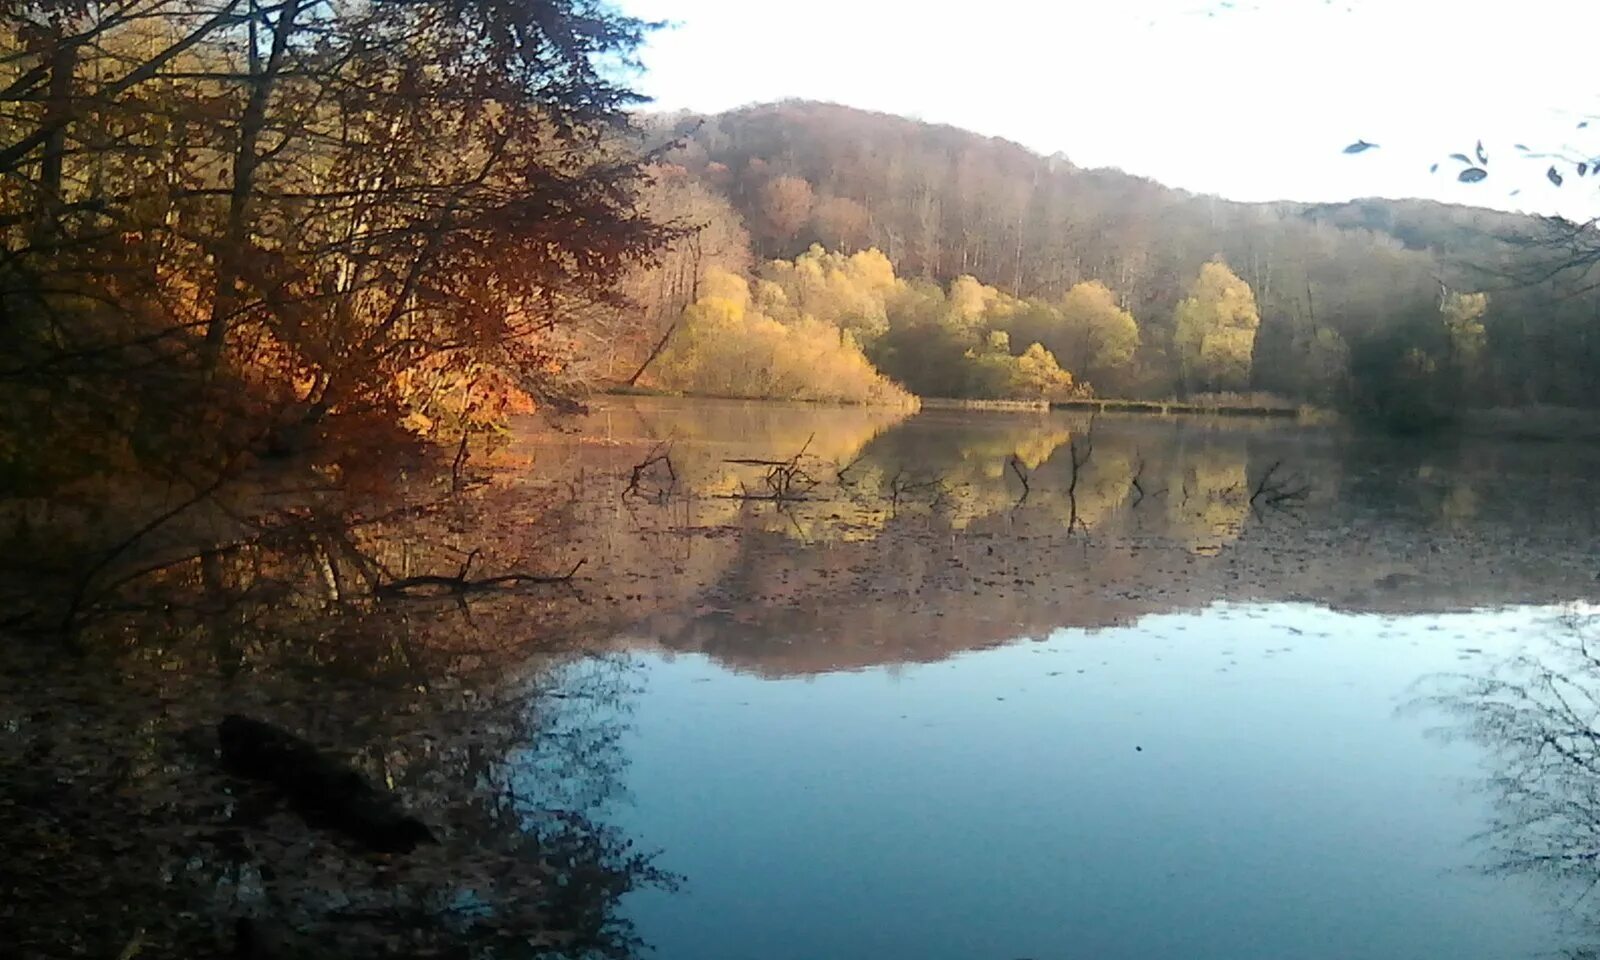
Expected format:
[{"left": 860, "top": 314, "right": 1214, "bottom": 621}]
[
  {"left": 1424, "top": 613, "right": 1600, "bottom": 955},
  {"left": 1164, "top": 446, "right": 1249, "bottom": 555},
  {"left": 568, "top": 400, "right": 1290, "bottom": 552},
  {"left": 0, "top": 511, "right": 671, "bottom": 959}
]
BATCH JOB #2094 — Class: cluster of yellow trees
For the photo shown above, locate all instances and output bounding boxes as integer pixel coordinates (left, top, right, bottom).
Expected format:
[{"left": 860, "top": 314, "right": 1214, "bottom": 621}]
[
  {"left": 649, "top": 246, "right": 1267, "bottom": 404},
  {"left": 650, "top": 266, "right": 914, "bottom": 405}
]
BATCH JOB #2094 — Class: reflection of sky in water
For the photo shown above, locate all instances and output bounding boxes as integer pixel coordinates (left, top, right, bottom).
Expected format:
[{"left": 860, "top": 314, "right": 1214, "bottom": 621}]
[{"left": 608, "top": 603, "right": 1563, "bottom": 960}]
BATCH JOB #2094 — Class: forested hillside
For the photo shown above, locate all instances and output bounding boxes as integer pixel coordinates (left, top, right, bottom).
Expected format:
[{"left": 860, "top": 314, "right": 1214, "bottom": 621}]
[{"left": 616, "top": 100, "right": 1600, "bottom": 421}]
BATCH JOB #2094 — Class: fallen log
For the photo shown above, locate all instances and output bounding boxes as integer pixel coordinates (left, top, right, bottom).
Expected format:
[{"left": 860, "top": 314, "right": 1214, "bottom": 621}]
[{"left": 218, "top": 715, "right": 438, "bottom": 854}]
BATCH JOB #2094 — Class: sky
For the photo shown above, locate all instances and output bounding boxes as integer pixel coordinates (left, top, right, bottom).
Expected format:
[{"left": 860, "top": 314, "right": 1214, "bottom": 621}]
[{"left": 618, "top": 0, "right": 1600, "bottom": 219}]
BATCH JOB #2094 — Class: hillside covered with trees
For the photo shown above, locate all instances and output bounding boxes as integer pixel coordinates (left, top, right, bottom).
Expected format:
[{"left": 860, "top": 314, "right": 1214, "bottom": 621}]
[{"left": 611, "top": 101, "right": 1600, "bottom": 425}]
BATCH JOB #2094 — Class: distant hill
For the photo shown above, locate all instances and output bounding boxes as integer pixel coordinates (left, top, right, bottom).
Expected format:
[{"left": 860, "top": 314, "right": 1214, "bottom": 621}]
[{"left": 641, "top": 101, "right": 1600, "bottom": 409}]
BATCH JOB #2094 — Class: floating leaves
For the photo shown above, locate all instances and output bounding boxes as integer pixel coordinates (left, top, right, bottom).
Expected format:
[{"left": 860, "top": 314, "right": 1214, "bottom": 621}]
[
  {"left": 1581, "top": 162, "right": 1590, "bottom": 177},
  {"left": 1449, "top": 153, "right": 1473, "bottom": 165},
  {"left": 1458, "top": 168, "right": 1488, "bottom": 183},
  {"left": 1429, "top": 163, "right": 1439, "bottom": 174},
  {"left": 1475, "top": 140, "right": 1488, "bottom": 165},
  {"left": 1343, "top": 140, "right": 1379, "bottom": 154},
  {"left": 1548, "top": 166, "right": 1564, "bottom": 187}
]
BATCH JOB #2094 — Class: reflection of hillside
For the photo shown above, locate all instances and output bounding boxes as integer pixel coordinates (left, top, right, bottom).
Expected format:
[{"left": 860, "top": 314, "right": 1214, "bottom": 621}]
[
  {"left": 516, "top": 400, "right": 1600, "bottom": 678},
  {"left": 613, "top": 515, "right": 1598, "bottom": 678}
]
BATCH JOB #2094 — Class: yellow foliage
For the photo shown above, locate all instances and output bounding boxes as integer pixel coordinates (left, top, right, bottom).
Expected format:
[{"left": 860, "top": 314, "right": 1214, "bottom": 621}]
[
  {"left": 1013, "top": 342, "right": 1076, "bottom": 398},
  {"left": 1441, "top": 291, "right": 1488, "bottom": 365},
  {"left": 948, "top": 275, "right": 1014, "bottom": 327},
  {"left": 1174, "top": 260, "right": 1260, "bottom": 393},
  {"left": 1059, "top": 281, "right": 1140, "bottom": 371},
  {"left": 653, "top": 268, "right": 914, "bottom": 405},
  {"left": 760, "top": 246, "right": 900, "bottom": 345},
  {"left": 1167, "top": 448, "right": 1248, "bottom": 554}
]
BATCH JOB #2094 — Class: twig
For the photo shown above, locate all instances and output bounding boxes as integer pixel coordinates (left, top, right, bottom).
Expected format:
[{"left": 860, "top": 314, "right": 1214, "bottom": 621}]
[
  {"left": 727, "top": 436, "right": 819, "bottom": 503},
  {"left": 835, "top": 453, "right": 865, "bottom": 486}
]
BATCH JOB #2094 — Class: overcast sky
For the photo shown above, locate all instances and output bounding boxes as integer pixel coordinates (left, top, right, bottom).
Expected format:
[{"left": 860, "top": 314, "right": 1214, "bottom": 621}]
[{"left": 619, "top": 0, "right": 1600, "bottom": 219}]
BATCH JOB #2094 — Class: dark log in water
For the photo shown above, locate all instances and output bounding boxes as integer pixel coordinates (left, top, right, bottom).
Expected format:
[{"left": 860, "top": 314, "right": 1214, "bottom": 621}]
[{"left": 218, "top": 715, "right": 437, "bottom": 854}]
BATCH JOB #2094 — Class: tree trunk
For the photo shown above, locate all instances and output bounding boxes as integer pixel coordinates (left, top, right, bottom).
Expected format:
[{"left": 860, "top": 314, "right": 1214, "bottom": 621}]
[
  {"left": 202, "top": 0, "right": 302, "bottom": 374},
  {"left": 35, "top": 37, "right": 78, "bottom": 230}
]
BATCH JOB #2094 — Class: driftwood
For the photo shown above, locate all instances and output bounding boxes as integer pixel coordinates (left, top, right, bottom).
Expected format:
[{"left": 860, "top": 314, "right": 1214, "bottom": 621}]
[{"left": 218, "top": 715, "right": 438, "bottom": 854}]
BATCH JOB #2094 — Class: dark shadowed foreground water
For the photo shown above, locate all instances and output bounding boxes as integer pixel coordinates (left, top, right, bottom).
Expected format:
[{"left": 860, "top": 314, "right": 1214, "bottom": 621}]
[{"left": 6, "top": 399, "right": 1600, "bottom": 958}]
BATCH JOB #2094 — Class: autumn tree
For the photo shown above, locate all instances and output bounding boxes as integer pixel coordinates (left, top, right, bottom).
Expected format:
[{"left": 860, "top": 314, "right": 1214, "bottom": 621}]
[
  {"left": 811, "top": 195, "right": 871, "bottom": 252},
  {"left": 756, "top": 175, "right": 814, "bottom": 255},
  {"left": 0, "top": 0, "right": 667, "bottom": 488},
  {"left": 1005, "top": 280, "right": 1143, "bottom": 390},
  {"left": 1173, "top": 261, "right": 1261, "bottom": 393},
  {"left": 759, "top": 246, "right": 899, "bottom": 347},
  {"left": 603, "top": 165, "right": 751, "bottom": 386},
  {"left": 1441, "top": 290, "right": 1488, "bottom": 386},
  {"left": 652, "top": 268, "right": 910, "bottom": 404},
  {"left": 1012, "top": 342, "right": 1076, "bottom": 399}
]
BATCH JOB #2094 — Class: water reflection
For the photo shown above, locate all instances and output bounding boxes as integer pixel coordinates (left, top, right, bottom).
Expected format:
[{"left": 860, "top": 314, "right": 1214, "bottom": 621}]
[
  {"left": 614, "top": 604, "right": 1566, "bottom": 960},
  {"left": 6, "top": 398, "right": 1600, "bottom": 957},
  {"left": 0, "top": 579, "right": 668, "bottom": 958},
  {"left": 532, "top": 399, "right": 1599, "bottom": 676},
  {"left": 1423, "top": 610, "right": 1600, "bottom": 955}
]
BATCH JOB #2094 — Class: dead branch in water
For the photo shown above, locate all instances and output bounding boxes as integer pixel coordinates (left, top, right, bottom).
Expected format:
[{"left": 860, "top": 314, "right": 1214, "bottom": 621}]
[
  {"left": 885, "top": 467, "right": 947, "bottom": 516},
  {"left": 623, "top": 442, "right": 676, "bottom": 502},
  {"left": 834, "top": 452, "right": 866, "bottom": 487},
  {"left": 1249, "top": 460, "right": 1311, "bottom": 508},
  {"left": 1066, "top": 417, "right": 1095, "bottom": 499},
  {"left": 1064, "top": 417, "right": 1096, "bottom": 534},
  {"left": 724, "top": 435, "right": 820, "bottom": 503},
  {"left": 376, "top": 558, "right": 585, "bottom": 597},
  {"left": 1008, "top": 454, "right": 1031, "bottom": 506},
  {"left": 1128, "top": 454, "right": 1168, "bottom": 508}
]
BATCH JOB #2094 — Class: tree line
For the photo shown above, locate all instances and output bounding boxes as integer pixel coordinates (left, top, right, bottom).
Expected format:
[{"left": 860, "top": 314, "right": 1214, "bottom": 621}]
[
  {"left": 629, "top": 236, "right": 1486, "bottom": 419},
  {"left": 6, "top": 25, "right": 1596, "bottom": 508},
  {"left": 623, "top": 100, "right": 1600, "bottom": 426}
]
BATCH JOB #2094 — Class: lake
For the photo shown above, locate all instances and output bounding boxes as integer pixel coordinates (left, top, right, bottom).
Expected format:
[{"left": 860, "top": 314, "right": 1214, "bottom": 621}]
[{"left": 6, "top": 397, "right": 1600, "bottom": 958}]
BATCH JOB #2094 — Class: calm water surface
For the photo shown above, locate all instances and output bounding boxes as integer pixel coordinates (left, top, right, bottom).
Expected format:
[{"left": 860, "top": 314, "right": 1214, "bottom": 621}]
[
  {"left": 614, "top": 605, "right": 1558, "bottom": 960},
  {"left": 8, "top": 398, "right": 1600, "bottom": 958},
  {"left": 541, "top": 401, "right": 1598, "bottom": 959}
]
